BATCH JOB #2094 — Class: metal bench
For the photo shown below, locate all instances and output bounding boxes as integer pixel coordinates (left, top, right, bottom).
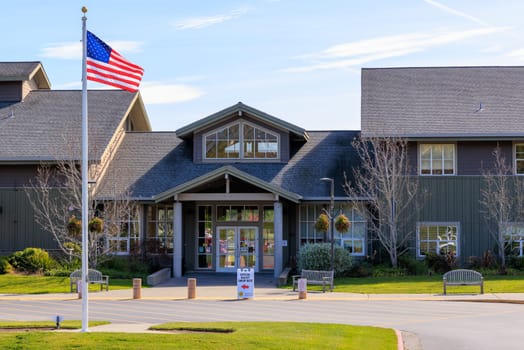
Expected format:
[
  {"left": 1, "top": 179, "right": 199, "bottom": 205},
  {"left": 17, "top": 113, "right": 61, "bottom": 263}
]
[
  {"left": 70, "top": 269, "right": 109, "bottom": 292},
  {"left": 292, "top": 269, "right": 334, "bottom": 292},
  {"left": 443, "top": 269, "right": 483, "bottom": 295}
]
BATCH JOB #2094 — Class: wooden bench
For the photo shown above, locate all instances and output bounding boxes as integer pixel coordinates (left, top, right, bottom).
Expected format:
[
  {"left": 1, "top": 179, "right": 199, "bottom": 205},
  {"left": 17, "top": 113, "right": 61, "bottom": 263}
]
[
  {"left": 70, "top": 269, "right": 109, "bottom": 292},
  {"left": 292, "top": 269, "right": 334, "bottom": 292},
  {"left": 443, "top": 269, "right": 483, "bottom": 295}
]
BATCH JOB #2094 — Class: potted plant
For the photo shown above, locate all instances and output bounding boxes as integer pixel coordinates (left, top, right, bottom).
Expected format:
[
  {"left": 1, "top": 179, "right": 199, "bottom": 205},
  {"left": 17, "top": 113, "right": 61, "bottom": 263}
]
[
  {"left": 67, "top": 215, "right": 82, "bottom": 236},
  {"left": 315, "top": 213, "right": 330, "bottom": 233},
  {"left": 334, "top": 214, "right": 351, "bottom": 233},
  {"left": 88, "top": 217, "right": 104, "bottom": 233}
]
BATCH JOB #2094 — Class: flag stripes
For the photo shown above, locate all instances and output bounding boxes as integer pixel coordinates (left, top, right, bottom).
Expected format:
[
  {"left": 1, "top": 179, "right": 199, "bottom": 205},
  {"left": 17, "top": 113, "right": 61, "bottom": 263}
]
[{"left": 86, "top": 31, "right": 144, "bottom": 92}]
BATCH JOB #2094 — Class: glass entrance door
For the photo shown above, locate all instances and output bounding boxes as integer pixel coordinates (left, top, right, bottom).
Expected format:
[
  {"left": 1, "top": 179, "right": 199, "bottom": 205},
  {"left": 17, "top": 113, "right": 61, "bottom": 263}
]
[{"left": 217, "top": 227, "right": 258, "bottom": 272}]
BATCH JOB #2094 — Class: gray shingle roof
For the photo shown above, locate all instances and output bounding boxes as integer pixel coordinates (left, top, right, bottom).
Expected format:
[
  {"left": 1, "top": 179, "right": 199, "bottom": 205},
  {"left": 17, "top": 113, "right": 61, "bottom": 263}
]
[
  {"left": 0, "top": 90, "right": 138, "bottom": 161},
  {"left": 0, "top": 62, "right": 51, "bottom": 88},
  {"left": 98, "top": 130, "right": 359, "bottom": 200},
  {"left": 362, "top": 66, "right": 524, "bottom": 138}
]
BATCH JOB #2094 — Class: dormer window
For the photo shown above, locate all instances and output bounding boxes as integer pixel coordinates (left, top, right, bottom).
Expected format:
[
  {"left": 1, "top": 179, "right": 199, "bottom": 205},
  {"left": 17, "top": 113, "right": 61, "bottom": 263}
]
[{"left": 204, "top": 121, "right": 279, "bottom": 160}]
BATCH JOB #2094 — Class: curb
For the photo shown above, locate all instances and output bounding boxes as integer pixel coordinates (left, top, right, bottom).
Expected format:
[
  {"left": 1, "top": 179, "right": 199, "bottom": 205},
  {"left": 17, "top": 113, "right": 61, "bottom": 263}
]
[{"left": 395, "top": 329, "right": 404, "bottom": 350}]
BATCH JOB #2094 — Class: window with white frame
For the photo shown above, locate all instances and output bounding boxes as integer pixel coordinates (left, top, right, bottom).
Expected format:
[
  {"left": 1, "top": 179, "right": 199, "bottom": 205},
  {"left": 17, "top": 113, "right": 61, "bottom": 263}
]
[
  {"left": 106, "top": 208, "right": 140, "bottom": 255},
  {"left": 502, "top": 222, "right": 524, "bottom": 256},
  {"left": 419, "top": 144, "right": 455, "bottom": 175},
  {"left": 146, "top": 206, "right": 174, "bottom": 254},
  {"left": 337, "top": 209, "right": 366, "bottom": 256},
  {"left": 515, "top": 144, "right": 524, "bottom": 175},
  {"left": 204, "top": 121, "right": 279, "bottom": 160},
  {"left": 299, "top": 204, "right": 328, "bottom": 244},
  {"left": 299, "top": 204, "right": 366, "bottom": 256},
  {"left": 417, "top": 223, "right": 459, "bottom": 257}
]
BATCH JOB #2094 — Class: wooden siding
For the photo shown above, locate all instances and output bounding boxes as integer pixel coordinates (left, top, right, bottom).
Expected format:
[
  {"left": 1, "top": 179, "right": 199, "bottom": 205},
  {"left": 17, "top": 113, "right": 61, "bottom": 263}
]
[
  {"left": 0, "top": 164, "right": 39, "bottom": 187},
  {"left": 407, "top": 176, "right": 493, "bottom": 260},
  {"left": 22, "top": 79, "right": 38, "bottom": 100},
  {"left": 409, "top": 141, "right": 513, "bottom": 176},
  {"left": 0, "top": 82, "right": 22, "bottom": 102},
  {"left": 0, "top": 188, "right": 57, "bottom": 254},
  {"left": 457, "top": 141, "right": 512, "bottom": 175}
]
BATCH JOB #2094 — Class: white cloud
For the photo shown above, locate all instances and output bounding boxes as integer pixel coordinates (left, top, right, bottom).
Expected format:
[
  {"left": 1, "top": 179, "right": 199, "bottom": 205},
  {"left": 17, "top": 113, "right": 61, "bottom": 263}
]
[
  {"left": 173, "top": 8, "right": 248, "bottom": 30},
  {"left": 507, "top": 48, "right": 524, "bottom": 60},
  {"left": 140, "top": 82, "right": 204, "bottom": 104},
  {"left": 41, "top": 42, "right": 81, "bottom": 59},
  {"left": 40, "top": 40, "right": 143, "bottom": 59},
  {"left": 284, "top": 27, "right": 509, "bottom": 73},
  {"left": 423, "top": 0, "right": 489, "bottom": 27}
]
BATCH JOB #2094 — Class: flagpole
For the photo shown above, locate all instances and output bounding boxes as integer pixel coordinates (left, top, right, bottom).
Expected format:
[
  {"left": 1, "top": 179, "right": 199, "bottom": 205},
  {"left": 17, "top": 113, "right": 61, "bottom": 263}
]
[{"left": 81, "top": 6, "right": 90, "bottom": 333}]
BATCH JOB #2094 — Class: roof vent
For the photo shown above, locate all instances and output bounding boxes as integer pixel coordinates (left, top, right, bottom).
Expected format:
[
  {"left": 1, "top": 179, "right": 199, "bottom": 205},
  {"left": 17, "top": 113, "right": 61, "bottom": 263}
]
[
  {"left": 474, "top": 102, "right": 483, "bottom": 113},
  {"left": 0, "top": 109, "right": 14, "bottom": 121}
]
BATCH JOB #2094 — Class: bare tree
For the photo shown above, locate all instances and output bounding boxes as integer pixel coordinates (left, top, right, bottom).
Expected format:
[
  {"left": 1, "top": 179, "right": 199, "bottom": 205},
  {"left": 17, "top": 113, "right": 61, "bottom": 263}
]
[
  {"left": 344, "top": 135, "right": 420, "bottom": 267},
  {"left": 480, "top": 145, "right": 524, "bottom": 272},
  {"left": 25, "top": 137, "right": 136, "bottom": 268}
]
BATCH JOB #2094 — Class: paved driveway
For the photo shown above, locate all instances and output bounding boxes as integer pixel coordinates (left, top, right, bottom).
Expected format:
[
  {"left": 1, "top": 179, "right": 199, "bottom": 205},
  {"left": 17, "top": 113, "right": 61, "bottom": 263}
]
[{"left": 0, "top": 296, "right": 521, "bottom": 350}]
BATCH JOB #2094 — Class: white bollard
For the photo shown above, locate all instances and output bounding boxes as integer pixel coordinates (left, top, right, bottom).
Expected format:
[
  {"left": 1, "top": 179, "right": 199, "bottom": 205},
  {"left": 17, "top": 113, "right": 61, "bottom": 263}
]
[
  {"left": 77, "top": 280, "right": 82, "bottom": 299},
  {"left": 298, "top": 278, "right": 307, "bottom": 299}
]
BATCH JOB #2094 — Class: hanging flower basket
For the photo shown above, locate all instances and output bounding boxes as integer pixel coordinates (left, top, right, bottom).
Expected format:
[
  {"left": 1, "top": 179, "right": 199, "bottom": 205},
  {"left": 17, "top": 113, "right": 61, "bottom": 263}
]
[
  {"left": 67, "top": 216, "right": 82, "bottom": 236},
  {"left": 315, "top": 213, "right": 330, "bottom": 233},
  {"left": 88, "top": 217, "right": 104, "bottom": 233},
  {"left": 334, "top": 214, "right": 351, "bottom": 233}
]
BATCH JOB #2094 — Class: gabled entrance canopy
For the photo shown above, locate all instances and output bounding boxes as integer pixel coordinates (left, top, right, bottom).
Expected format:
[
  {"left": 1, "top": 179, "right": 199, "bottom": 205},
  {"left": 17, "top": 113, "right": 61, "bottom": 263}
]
[{"left": 153, "top": 165, "right": 302, "bottom": 203}]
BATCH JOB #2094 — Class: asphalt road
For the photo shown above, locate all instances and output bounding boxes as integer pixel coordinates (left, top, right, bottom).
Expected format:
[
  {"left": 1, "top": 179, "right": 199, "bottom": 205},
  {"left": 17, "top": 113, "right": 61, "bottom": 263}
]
[{"left": 0, "top": 298, "right": 521, "bottom": 349}]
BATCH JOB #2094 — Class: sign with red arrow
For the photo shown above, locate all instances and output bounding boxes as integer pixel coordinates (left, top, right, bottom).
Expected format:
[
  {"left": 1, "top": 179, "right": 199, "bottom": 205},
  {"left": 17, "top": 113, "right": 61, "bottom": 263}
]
[{"left": 237, "top": 268, "right": 254, "bottom": 299}]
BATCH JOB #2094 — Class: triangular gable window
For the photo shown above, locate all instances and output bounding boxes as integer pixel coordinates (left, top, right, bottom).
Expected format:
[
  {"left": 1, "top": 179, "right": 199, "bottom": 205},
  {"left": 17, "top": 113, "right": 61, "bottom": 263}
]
[{"left": 204, "top": 120, "right": 279, "bottom": 160}]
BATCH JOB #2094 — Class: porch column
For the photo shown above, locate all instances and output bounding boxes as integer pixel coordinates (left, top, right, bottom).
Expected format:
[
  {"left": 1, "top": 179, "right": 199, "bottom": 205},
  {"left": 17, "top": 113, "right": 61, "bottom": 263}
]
[
  {"left": 173, "top": 201, "right": 183, "bottom": 278},
  {"left": 273, "top": 201, "right": 283, "bottom": 279}
]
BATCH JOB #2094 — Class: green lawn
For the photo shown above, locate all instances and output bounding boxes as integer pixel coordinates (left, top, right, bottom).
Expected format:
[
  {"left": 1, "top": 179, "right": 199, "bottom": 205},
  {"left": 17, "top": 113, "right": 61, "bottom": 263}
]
[
  {"left": 0, "top": 322, "right": 397, "bottom": 350},
  {"left": 2, "top": 273, "right": 524, "bottom": 295},
  {"left": 0, "top": 274, "right": 134, "bottom": 294},
  {"left": 0, "top": 320, "right": 109, "bottom": 329},
  {"left": 296, "top": 275, "right": 524, "bottom": 294}
]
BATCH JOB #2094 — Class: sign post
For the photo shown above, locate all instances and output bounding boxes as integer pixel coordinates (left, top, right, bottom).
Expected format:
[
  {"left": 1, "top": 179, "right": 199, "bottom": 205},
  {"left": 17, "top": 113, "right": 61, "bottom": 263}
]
[{"left": 237, "top": 268, "right": 254, "bottom": 299}]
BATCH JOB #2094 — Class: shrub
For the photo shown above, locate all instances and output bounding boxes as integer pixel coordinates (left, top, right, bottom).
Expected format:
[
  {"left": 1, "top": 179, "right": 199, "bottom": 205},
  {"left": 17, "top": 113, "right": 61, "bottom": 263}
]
[
  {"left": 98, "top": 256, "right": 151, "bottom": 279},
  {"left": 398, "top": 255, "right": 428, "bottom": 275},
  {"left": 346, "top": 261, "right": 373, "bottom": 277},
  {"left": 507, "top": 256, "right": 524, "bottom": 271},
  {"left": 297, "top": 243, "right": 352, "bottom": 277},
  {"left": 424, "top": 252, "right": 457, "bottom": 274},
  {"left": 372, "top": 265, "right": 407, "bottom": 277},
  {"left": 8, "top": 247, "right": 56, "bottom": 273},
  {"left": 0, "top": 257, "right": 12, "bottom": 274}
]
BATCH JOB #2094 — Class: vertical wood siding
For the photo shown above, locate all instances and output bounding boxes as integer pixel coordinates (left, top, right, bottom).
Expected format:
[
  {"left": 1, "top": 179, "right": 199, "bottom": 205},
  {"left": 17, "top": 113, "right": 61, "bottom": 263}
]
[
  {"left": 413, "top": 176, "right": 493, "bottom": 260},
  {"left": 0, "top": 82, "right": 22, "bottom": 102},
  {"left": 0, "top": 188, "right": 57, "bottom": 254}
]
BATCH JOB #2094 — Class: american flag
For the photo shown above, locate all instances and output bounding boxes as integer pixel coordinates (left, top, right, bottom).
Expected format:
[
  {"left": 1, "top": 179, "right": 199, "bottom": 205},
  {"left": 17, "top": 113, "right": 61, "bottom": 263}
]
[{"left": 86, "top": 31, "right": 144, "bottom": 92}]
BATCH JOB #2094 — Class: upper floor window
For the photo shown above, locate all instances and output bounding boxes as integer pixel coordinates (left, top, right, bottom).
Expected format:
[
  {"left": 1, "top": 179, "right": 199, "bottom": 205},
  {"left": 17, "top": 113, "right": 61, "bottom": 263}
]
[
  {"left": 419, "top": 144, "right": 455, "bottom": 175},
  {"left": 204, "top": 121, "right": 279, "bottom": 160},
  {"left": 515, "top": 144, "right": 524, "bottom": 175}
]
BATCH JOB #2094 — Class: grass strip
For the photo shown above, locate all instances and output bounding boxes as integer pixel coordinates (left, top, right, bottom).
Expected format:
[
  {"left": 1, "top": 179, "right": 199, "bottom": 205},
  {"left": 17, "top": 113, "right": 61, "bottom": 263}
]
[{"left": 0, "top": 321, "right": 396, "bottom": 349}]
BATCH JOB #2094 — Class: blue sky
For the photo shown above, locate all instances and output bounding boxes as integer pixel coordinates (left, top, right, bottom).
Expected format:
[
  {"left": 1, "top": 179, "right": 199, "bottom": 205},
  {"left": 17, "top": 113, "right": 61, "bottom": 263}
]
[{"left": 4, "top": 1, "right": 524, "bottom": 131}]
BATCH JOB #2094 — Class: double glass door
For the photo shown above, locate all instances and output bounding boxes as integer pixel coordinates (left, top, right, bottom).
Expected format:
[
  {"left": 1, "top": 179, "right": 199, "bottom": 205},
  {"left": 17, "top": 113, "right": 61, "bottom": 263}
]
[{"left": 217, "top": 227, "right": 258, "bottom": 272}]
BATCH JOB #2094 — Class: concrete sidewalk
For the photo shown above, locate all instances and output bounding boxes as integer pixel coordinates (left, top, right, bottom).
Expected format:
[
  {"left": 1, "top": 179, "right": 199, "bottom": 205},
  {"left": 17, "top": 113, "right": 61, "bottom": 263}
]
[{"left": 1, "top": 273, "right": 523, "bottom": 303}]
